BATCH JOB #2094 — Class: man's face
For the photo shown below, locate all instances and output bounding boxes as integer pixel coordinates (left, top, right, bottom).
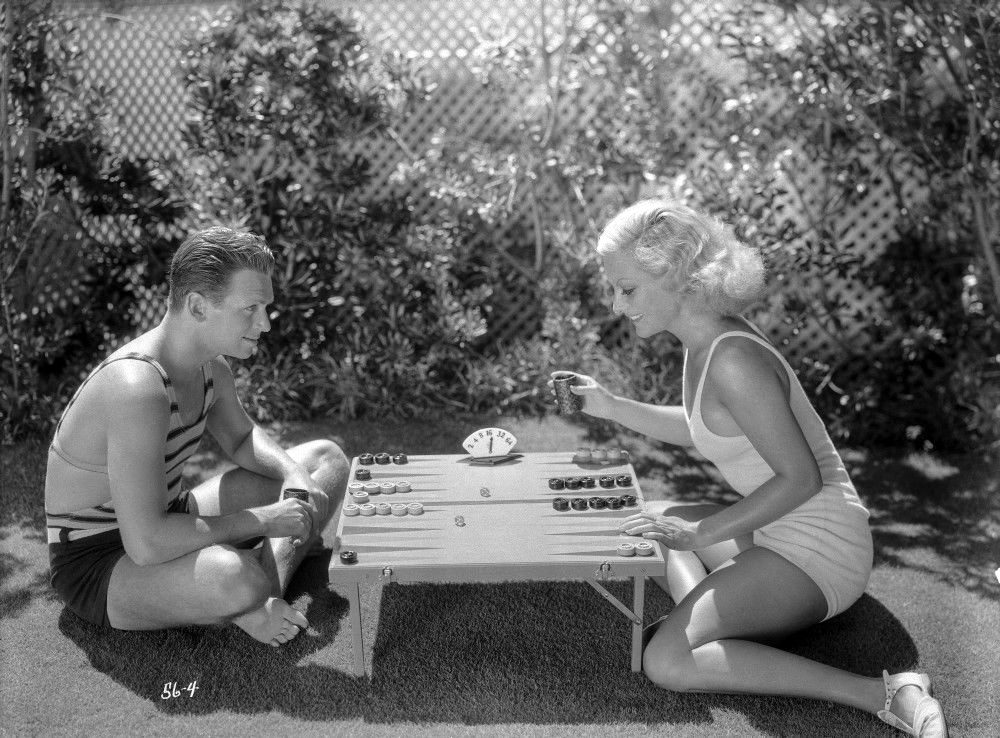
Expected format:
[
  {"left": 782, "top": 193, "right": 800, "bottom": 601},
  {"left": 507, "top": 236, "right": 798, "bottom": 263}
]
[{"left": 204, "top": 268, "right": 274, "bottom": 359}]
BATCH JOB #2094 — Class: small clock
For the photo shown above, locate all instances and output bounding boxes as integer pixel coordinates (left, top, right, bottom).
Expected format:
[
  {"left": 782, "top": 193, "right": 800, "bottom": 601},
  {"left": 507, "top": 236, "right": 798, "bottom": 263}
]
[{"left": 462, "top": 428, "right": 521, "bottom": 464}]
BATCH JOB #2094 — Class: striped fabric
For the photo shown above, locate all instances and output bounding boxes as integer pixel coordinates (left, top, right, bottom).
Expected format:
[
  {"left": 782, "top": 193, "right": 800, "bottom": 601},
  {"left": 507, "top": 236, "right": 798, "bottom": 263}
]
[{"left": 45, "top": 353, "right": 214, "bottom": 544}]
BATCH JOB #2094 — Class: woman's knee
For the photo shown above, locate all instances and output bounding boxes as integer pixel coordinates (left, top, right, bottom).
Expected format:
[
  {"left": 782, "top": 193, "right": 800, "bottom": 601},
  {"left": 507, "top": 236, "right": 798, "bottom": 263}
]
[
  {"left": 200, "top": 547, "right": 270, "bottom": 616},
  {"left": 642, "top": 627, "right": 698, "bottom": 692}
]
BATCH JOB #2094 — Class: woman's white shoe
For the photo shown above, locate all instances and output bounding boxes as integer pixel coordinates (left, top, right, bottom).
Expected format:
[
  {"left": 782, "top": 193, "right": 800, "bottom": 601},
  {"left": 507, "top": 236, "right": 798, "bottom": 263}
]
[{"left": 877, "top": 670, "right": 948, "bottom": 737}]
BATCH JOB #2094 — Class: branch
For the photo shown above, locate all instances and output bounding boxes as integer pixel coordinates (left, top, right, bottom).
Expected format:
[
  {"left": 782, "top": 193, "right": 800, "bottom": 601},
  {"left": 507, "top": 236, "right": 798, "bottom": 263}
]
[
  {"left": 0, "top": 7, "right": 20, "bottom": 400},
  {"left": 538, "top": 0, "right": 554, "bottom": 147},
  {"left": 0, "top": 11, "right": 12, "bottom": 255},
  {"left": 539, "top": 0, "right": 583, "bottom": 148},
  {"left": 384, "top": 127, "right": 416, "bottom": 160},
  {"left": 529, "top": 184, "right": 545, "bottom": 272},
  {"left": 970, "top": 191, "right": 1000, "bottom": 316}
]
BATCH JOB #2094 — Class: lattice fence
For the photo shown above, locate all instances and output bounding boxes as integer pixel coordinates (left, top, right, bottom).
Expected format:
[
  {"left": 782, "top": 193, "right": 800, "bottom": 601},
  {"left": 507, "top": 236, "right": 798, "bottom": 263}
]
[{"left": 39, "top": 0, "right": 924, "bottom": 367}]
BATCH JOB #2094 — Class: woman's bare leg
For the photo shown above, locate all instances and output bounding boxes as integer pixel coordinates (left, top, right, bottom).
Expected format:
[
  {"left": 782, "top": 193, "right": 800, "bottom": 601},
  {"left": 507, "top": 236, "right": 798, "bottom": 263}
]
[{"left": 643, "top": 545, "right": 911, "bottom": 720}]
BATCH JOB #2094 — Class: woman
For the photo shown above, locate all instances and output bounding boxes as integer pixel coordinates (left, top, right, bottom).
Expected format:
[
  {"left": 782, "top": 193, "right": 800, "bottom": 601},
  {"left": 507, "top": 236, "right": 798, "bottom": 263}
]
[{"left": 555, "top": 199, "right": 946, "bottom": 737}]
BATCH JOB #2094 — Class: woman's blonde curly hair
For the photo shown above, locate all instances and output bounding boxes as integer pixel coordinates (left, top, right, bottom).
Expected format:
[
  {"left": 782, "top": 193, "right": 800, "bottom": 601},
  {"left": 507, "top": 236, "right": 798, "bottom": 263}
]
[{"left": 597, "top": 199, "right": 766, "bottom": 316}]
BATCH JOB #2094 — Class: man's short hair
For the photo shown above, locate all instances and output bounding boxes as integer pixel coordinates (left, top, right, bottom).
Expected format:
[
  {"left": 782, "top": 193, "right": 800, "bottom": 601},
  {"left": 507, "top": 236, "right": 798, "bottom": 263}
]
[{"left": 167, "top": 226, "right": 275, "bottom": 311}]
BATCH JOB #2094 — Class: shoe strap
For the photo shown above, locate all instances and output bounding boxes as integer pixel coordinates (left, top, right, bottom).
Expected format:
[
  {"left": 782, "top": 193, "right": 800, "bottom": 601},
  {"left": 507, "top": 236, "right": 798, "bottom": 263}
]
[
  {"left": 880, "top": 671, "right": 940, "bottom": 736},
  {"left": 878, "top": 707, "right": 916, "bottom": 735},
  {"left": 882, "top": 670, "right": 931, "bottom": 711}
]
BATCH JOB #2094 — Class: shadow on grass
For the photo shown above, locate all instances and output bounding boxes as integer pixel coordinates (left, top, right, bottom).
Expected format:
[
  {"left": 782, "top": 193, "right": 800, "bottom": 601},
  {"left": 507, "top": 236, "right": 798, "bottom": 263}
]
[
  {"left": 11, "top": 418, "right": 993, "bottom": 726},
  {"left": 54, "top": 568, "right": 917, "bottom": 727},
  {"left": 57, "top": 553, "right": 365, "bottom": 718},
  {"left": 0, "top": 566, "right": 54, "bottom": 619},
  {"left": 848, "top": 451, "right": 1000, "bottom": 601},
  {"left": 363, "top": 581, "right": 916, "bottom": 727}
]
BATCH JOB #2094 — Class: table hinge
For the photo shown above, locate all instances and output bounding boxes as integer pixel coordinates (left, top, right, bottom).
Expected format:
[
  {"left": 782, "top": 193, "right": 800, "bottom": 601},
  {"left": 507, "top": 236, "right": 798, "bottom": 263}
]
[{"left": 586, "top": 578, "right": 642, "bottom": 625}]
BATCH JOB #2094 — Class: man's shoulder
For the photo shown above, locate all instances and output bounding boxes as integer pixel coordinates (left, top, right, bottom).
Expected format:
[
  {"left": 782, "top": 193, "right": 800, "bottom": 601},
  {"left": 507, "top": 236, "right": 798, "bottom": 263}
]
[{"left": 92, "top": 355, "right": 170, "bottom": 405}]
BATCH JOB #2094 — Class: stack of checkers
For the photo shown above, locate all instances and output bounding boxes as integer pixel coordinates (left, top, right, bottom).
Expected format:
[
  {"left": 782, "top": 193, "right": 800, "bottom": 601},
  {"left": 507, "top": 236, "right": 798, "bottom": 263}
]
[
  {"left": 572, "top": 447, "right": 629, "bottom": 465},
  {"left": 347, "top": 480, "right": 413, "bottom": 499},
  {"left": 358, "top": 452, "right": 408, "bottom": 465},
  {"left": 616, "top": 541, "right": 655, "bottom": 557},
  {"left": 343, "top": 501, "right": 424, "bottom": 517},
  {"left": 548, "top": 475, "right": 632, "bottom": 490},
  {"left": 550, "top": 495, "right": 637, "bottom": 511}
]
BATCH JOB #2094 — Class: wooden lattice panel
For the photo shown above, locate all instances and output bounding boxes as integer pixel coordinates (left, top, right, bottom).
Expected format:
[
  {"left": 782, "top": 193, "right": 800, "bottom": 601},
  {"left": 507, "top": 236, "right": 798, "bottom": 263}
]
[
  {"left": 66, "top": 1, "right": 231, "bottom": 160},
  {"left": 40, "top": 0, "right": 931, "bottom": 376}
]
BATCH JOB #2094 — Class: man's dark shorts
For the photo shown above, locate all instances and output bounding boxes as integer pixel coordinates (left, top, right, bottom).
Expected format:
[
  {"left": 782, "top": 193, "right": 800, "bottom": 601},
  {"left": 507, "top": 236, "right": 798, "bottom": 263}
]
[{"left": 49, "top": 491, "right": 190, "bottom": 627}]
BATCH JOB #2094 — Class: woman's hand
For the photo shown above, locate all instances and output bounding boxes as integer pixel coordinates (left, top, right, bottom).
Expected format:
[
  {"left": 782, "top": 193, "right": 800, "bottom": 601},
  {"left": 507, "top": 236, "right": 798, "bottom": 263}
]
[
  {"left": 548, "top": 371, "right": 618, "bottom": 420},
  {"left": 618, "top": 511, "right": 708, "bottom": 551}
]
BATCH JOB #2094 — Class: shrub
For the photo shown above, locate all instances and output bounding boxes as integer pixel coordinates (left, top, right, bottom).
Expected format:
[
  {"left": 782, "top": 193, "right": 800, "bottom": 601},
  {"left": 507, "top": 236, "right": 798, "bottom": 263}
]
[
  {"left": 397, "top": 0, "right": 999, "bottom": 452},
  {"left": 696, "top": 0, "right": 1000, "bottom": 450},
  {"left": 392, "top": 0, "right": 698, "bottom": 415},
  {"left": 0, "top": 0, "right": 183, "bottom": 442},
  {"left": 177, "top": 0, "right": 498, "bottom": 419}
]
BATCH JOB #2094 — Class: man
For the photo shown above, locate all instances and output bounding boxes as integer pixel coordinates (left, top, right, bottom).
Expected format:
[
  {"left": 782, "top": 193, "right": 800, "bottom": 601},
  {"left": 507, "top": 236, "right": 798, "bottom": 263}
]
[{"left": 44, "top": 226, "right": 348, "bottom": 646}]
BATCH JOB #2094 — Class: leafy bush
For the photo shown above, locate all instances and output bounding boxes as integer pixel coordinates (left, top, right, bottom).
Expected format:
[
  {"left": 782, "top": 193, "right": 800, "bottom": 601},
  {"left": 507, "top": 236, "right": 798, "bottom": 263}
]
[
  {"left": 390, "top": 0, "right": 695, "bottom": 418},
  {"left": 696, "top": 0, "right": 1000, "bottom": 450},
  {"left": 177, "top": 0, "right": 498, "bottom": 419},
  {"left": 0, "top": 0, "right": 184, "bottom": 442},
  {"left": 397, "top": 0, "right": 999, "bottom": 452}
]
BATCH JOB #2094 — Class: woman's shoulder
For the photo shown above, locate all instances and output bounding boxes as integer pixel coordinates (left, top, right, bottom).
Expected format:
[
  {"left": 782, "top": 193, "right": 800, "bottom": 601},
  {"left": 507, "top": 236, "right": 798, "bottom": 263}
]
[{"left": 708, "top": 331, "right": 788, "bottom": 394}]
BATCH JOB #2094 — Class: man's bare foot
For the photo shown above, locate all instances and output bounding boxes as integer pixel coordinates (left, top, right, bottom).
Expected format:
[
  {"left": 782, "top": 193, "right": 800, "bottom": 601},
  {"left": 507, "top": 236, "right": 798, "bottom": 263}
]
[{"left": 233, "top": 597, "right": 309, "bottom": 646}]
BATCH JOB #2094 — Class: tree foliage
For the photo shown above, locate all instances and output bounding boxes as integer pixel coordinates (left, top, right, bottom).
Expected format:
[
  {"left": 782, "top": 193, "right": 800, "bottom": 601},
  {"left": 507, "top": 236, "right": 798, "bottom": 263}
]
[
  {"left": 0, "top": 0, "right": 183, "bottom": 442},
  {"left": 701, "top": 0, "right": 1000, "bottom": 449},
  {"left": 177, "top": 0, "right": 498, "bottom": 419},
  {"left": 400, "top": 0, "right": 999, "bottom": 450}
]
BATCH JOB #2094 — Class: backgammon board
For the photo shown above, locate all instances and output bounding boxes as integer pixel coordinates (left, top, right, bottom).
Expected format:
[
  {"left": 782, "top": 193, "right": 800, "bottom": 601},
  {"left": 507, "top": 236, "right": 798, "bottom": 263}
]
[{"left": 327, "top": 450, "right": 666, "bottom": 677}]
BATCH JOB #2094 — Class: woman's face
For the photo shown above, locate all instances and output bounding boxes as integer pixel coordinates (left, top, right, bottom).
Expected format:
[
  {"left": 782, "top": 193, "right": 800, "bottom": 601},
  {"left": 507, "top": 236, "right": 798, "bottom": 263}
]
[{"left": 600, "top": 249, "right": 681, "bottom": 339}]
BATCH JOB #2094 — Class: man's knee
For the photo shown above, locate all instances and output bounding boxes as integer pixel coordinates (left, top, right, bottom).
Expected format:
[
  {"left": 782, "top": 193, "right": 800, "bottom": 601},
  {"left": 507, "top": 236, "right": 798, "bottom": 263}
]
[
  {"left": 642, "top": 628, "right": 697, "bottom": 692},
  {"left": 305, "top": 439, "right": 348, "bottom": 478},
  {"left": 312, "top": 439, "right": 349, "bottom": 498},
  {"left": 201, "top": 547, "right": 270, "bottom": 617}
]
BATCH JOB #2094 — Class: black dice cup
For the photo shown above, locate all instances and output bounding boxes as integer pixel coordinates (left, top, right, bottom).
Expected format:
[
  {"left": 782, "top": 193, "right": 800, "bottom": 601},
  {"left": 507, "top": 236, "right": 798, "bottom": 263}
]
[
  {"left": 552, "top": 371, "right": 583, "bottom": 415},
  {"left": 282, "top": 488, "right": 313, "bottom": 542}
]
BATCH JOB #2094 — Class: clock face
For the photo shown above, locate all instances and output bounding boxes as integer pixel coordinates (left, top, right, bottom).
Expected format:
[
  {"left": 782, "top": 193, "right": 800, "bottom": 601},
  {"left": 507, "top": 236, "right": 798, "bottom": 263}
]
[{"left": 462, "top": 427, "right": 517, "bottom": 458}]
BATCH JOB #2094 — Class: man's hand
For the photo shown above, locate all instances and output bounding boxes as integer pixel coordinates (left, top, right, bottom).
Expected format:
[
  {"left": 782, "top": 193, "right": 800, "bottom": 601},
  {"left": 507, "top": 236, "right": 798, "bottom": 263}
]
[
  {"left": 250, "top": 498, "right": 314, "bottom": 543},
  {"left": 618, "top": 511, "right": 710, "bottom": 551},
  {"left": 281, "top": 478, "right": 329, "bottom": 546}
]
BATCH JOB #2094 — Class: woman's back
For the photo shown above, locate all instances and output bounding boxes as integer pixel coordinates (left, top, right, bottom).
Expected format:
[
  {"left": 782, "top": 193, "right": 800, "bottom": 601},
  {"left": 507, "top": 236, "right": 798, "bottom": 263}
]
[{"left": 684, "top": 321, "right": 865, "bottom": 517}]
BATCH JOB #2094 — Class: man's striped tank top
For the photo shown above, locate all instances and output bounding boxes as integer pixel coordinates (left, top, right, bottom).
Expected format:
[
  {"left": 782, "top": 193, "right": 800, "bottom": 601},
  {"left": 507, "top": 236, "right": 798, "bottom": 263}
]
[{"left": 44, "top": 353, "right": 215, "bottom": 544}]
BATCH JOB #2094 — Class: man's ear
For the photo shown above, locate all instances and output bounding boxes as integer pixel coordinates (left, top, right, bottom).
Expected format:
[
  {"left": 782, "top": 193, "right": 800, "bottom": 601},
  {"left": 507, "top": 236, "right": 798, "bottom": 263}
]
[{"left": 186, "top": 292, "right": 210, "bottom": 322}]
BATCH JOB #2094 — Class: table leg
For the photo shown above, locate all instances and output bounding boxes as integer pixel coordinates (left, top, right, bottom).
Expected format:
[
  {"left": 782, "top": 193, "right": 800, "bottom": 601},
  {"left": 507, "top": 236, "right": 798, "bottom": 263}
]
[
  {"left": 631, "top": 574, "right": 645, "bottom": 672},
  {"left": 348, "top": 580, "right": 366, "bottom": 677}
]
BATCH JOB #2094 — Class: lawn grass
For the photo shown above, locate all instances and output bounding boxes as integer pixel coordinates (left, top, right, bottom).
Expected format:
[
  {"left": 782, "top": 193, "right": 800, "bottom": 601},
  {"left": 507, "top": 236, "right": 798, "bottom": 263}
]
[{"left": 2, "top": 412, "right": 998, "bottom": 737}]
